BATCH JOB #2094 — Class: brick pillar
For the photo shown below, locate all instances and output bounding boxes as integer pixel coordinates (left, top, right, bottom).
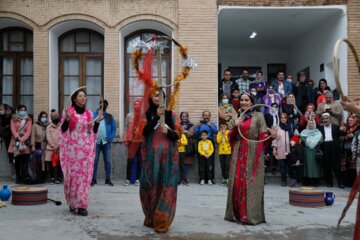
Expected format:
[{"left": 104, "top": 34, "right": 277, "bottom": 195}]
[
  {"left": 347, "top": 0, "right": 360, "bottom": 99},
  {"left": 33, "top": 29, "right": 49, "bottom": 117},
  {"left": 177, "top": 0, "right": 218, "bottom": 124},
  {"left": 103, "top": 28, "right": 120, "bottom": 129}
]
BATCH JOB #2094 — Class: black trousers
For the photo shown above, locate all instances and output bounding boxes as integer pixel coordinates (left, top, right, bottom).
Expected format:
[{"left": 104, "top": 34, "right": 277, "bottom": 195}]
[
  {"left": 199, "top": 155, "right": 212, "bottom": 181},
  {"left": 290, "top": 165, "right": 303, "bottom": 184},
  {"left": 2, "top": 135, "right": 13, "bottom": 163},
  {"left": 219, "top": 154, "right": 230, "bottom": 179},
  {"left": 15, "top": 154, "right": 30, "bottom": 183},
  {"left": 179, "top": 152, "right": 186, "bottom": 181},
  {"left": 323, "top": 141, "right": 340, "bottom": 186}
]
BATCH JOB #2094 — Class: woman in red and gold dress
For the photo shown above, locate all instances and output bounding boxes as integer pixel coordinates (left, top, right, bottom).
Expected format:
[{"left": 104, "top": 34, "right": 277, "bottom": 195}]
[{"left": 225, "top": 91, "right": 274, "bottom": 225}]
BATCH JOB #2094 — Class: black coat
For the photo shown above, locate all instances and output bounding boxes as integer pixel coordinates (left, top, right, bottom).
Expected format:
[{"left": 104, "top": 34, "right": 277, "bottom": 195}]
[
  {"left": 318, "top": 124, "right": 345, "bottom": 143},
  {"left": 288, "top": 144, "right": 304, "bottom": 165}
]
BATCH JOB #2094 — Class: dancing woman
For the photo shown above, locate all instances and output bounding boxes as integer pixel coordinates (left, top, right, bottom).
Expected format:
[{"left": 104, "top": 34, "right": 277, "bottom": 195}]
[
  {"left": 140, "top": 90, "right": 181, "bottom": 233},
  {"left": 60, "top": 89, "right": 102, "bottom": 216},
  {"left": 225, "top": 92, "right": 274, "bottom": 225}
]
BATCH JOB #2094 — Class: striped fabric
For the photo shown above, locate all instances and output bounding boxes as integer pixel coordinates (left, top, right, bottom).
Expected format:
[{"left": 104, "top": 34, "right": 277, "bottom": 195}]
[{"left": 289, "top": 189, "right": 325, "bottom": 208}]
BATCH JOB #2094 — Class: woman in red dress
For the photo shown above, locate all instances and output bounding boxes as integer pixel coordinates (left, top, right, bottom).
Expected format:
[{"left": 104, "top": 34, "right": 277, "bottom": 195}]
[{"left": 225, "top": 92, "right": 273, "bottom": 225}]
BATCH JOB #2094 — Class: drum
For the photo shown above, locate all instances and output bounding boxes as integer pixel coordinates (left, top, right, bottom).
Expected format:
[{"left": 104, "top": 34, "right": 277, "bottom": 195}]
[
  {"left": 11, "top": 186, "right": 48, "bottom": 205},
  {"left": 289, "top": 187, "right": 325, "bottom": 208}
]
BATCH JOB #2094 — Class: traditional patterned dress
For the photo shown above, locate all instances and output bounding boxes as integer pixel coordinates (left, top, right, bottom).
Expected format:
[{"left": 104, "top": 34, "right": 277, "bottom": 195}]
[
  {"left": 140, "top": 108, "right": 181, "bottom": 233},
  {"left": 225, "top": 111, "right": 268, "bottom": 225},
  {"left": 59, "top": 107, "right": 97, "bottom": 209}
]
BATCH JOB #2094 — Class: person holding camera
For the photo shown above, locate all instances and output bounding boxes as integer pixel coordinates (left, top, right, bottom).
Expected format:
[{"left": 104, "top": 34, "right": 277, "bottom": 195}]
[
  {"left": 194, "top": 111, "right": 218, "bottom": 184},
  {"left": 299, "top": 103, "right": 320, "bottom": 131},
  {"left": 316, "top": 91, "right": 342, "bottom": 125},
  {"left": 8, "top": 105, "right": 32, "bottom": 184}
]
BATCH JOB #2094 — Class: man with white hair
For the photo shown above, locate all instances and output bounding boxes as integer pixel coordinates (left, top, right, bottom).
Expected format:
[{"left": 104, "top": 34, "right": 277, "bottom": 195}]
[
  {"left": 316, "top": 91, "right": 342, "bottom": 125},
  {"left": 318, "top": 112, "right": 346, "bottom": 187}
]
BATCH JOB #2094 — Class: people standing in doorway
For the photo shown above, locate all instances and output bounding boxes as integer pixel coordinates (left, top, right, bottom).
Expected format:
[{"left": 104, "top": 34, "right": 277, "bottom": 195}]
[
  {"left": 318, "top": 112, "right": 346, "bottom": 187},
  {"left": 235, "top": 69, "right": 251, "bottom": 93},
  {"left": 123, "top": 99, "right": 145, "bottom": 186},
  {"left": 194, "top": 111, "right": 218, "bottom": 184},
  {"left": 316, "top": 91, "right": 343, "bottom": 126},
  {"left": 300, "top": 119, "right": 323, "bottom": 187},
  {"left": 198, "top": 130, "right": 214, "bottom": 185},
  {"left": 219, "top": 69, "right": 238, "bottom": 98},
  {"left": 30, "top": 111, "right": 49, "bottom": 183},
  {"left": 60, "top": 89, "right": 101, "bottom": 216},
  {"left": 0, "top": 104, "right": 14, "bottom": 164},
  {"left": 9, "top": 105, "right": 32, "bottom": 184},
  {"left": 179, "top": 111, "right": 195, "bottom": 185},
  {"left": 45, "top": 109, "right": 62, "bottom": 184},
  {"left": 293, "top": 72, "right": 315, "bottom": 112},
  {"left": 249, "top": 70, "right": 268, "bottom": 101},
  {"left": 315, "top": 79, "right": 331, "bottom": 107},
  {"left": 91, "top": 99, "right": 116, "bottom": 187},
  {"left": 230, "top": 88, "right": 241, "bottom": 113},
  {"left": 217, "top": 121, "right": 231, "bottom": 185},
  {"left": 271, "top": 71, "right": 292, "bottom": 101},
  {"left": 218, "top": 93, "right": 237, "bottom": 129}
]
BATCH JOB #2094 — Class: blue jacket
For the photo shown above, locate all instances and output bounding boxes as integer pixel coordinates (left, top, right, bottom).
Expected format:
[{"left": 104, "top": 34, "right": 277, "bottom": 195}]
[
  {"left": 194, "top": 122, "right": 218, "bottom": 141},
  {"left": 94, "top": 110, "right": 117, "bottom": 142},
  {"left": 271, "top": 80, "right": 292, "bottom": 96}
]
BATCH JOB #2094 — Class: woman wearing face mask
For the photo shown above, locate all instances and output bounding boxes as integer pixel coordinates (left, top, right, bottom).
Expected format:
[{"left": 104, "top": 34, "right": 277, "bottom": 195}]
[
  {"left": 263, "top": 85, "right": 281, "bottom": 115},
  {"left": 60, "top": 89, "right": 102, "bottom": 216},
  {"left": 45, "top": 109, "right": 62, "bottom": 184},
  {"left": 300, "top": 119, "right": 323, "bottom": 187},
  {"left": 225, "top": 91, "right": 276, "bottom": 225},
  {"left": 30, "top": 111, "right": 49, "bottom": 183},
  {"left": 218, "top": 93, "right": 237, "bottom": 128},
  {"left": 140, "top": 90, "right": 182, "bottom": 233},
  {"left": 8, "top": 105, "right": 32, "bottom": 184}
]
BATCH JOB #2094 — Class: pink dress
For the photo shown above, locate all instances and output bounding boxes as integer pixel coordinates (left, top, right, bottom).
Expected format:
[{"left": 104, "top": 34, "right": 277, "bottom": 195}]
[{"left": 59, "top": 107, "right": 97, "bottom": 209}]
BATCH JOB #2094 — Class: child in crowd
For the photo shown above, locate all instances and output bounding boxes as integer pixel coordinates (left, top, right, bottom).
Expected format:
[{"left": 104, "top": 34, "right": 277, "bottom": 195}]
[
  {"left": 288, "top": 135, "right": 304, "bottom": 187},
  {"left": 216, "top": 122, "right": 231, "bottom": 185},
  {"left": 177, "top": 132, "right": 188, "bottom": 185},
  {"left": 230, "top": 88, "right": 240, "bottom": 113},
  {"left": 198, "top": 130, "right": 214, "bottom": 185}
]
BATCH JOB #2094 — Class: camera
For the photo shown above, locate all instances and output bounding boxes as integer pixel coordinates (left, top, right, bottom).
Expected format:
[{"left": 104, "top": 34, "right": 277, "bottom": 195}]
[{"left": 200, "top": 120, "right": 207, "bottom": 124}]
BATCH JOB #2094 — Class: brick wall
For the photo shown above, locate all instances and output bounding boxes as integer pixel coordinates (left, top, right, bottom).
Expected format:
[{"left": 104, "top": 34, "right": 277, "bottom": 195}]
[
  {"left": 218, "top": 0, "right": 347, "bottom": 6},
  {"left": 177, "top": 0, "right": 218, "bottom": 124},
  {"left": 347, "top": 0, "right": 360, "bottom": 99}
]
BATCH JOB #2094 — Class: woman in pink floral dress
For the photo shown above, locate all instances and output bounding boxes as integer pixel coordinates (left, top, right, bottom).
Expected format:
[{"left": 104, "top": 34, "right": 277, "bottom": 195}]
[{"left": 60, "top": 89, "right": 102, "bottom": 216}]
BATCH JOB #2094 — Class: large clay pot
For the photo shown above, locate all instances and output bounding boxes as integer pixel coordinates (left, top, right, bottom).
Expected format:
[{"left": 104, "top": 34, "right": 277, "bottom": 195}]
[{"left": 0, "top": 185, "right": 11, "bottom": 201}]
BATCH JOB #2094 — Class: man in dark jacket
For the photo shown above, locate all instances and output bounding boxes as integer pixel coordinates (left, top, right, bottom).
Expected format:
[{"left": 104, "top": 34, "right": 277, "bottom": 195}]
[
  {"left": 91, "top": 100, "right": 117, "bottom": 186},
  {"left": 293, "top": 73, "right": 315, "bottom": 112},
  {"left": 318, "top": 113, "right": 346, "bottom": 187},
  {"left": 218, "top": 69, "right": 238, "bottom": 98}
]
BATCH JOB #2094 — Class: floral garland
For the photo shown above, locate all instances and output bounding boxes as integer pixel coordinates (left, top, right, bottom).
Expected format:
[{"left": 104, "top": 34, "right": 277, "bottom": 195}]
[{"left": 131, "top": 38, "right": 195, "bottom": 110}]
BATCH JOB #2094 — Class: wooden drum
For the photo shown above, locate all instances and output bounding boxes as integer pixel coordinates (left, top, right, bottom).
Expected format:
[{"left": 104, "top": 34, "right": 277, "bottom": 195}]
[
  {"left": 11, "top": 186, "right": 48, "bottom": 205},
  {"left": 289, "top": 187, "right": 325, "bottom": 208}
]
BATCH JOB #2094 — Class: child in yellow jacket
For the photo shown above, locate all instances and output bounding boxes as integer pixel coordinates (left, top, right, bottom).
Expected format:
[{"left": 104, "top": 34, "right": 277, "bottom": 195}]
[
  {"left": 217, "top": 122, "right": 231, "bottom": 184},
  {"left": 198, "top": 130, "right": 214, "bottom": 185},
  {"left": 177, "top": 133, "right": 188, "bottom": 185}
]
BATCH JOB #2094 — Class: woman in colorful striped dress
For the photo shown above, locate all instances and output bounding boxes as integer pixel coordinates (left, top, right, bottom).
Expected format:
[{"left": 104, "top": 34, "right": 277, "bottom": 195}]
[{"left": 140, "top": 90, "right": 181, "bottom": 233}]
